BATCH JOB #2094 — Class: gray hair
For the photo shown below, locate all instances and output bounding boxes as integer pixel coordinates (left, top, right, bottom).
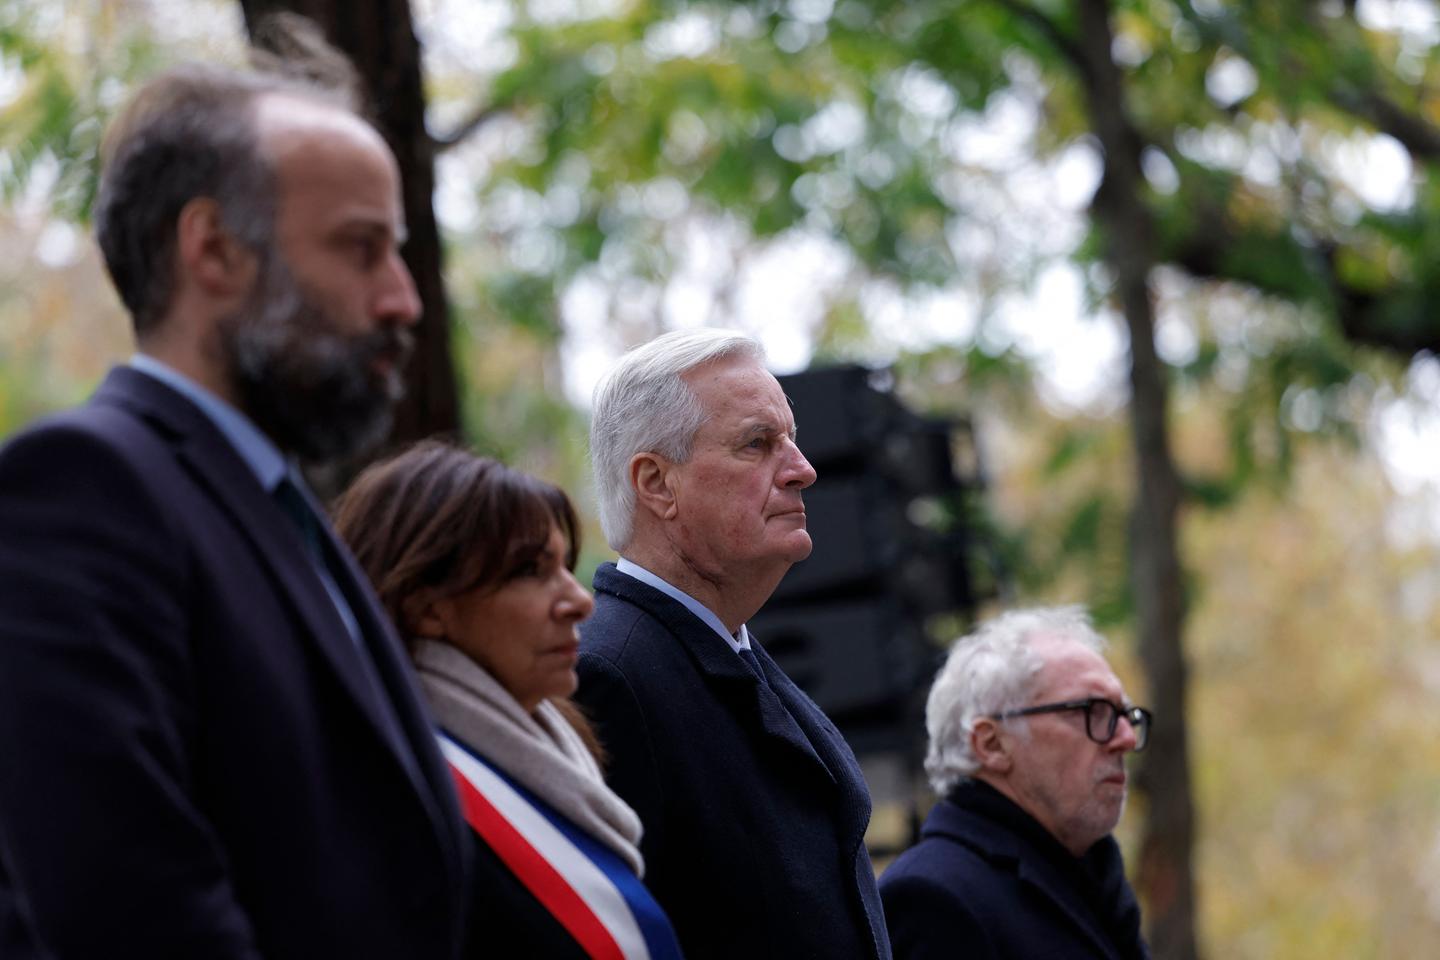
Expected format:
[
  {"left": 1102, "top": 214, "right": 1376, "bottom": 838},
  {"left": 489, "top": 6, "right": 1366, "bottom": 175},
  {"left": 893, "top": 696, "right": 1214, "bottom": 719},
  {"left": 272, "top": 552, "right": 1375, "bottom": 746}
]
[
  {"left": 924, "top": 605, "right": 1107, "bottom": 796},
  {"left": 589, "top": 328, "right": 765, "bottom": 551}
]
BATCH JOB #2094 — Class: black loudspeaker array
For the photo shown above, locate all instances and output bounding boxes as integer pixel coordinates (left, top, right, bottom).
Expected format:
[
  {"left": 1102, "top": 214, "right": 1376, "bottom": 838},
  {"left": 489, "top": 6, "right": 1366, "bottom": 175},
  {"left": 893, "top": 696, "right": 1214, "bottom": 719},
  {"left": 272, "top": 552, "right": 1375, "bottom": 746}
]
[{"left": 752, "top": 364, "right": 993, "bottom": 755}]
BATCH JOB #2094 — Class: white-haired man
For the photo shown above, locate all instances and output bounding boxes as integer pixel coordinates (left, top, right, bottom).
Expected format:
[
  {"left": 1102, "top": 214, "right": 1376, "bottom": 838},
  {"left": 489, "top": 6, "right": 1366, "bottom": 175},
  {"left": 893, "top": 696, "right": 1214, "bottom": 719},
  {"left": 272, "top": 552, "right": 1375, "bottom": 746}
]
[
  {"left": 879, "top": 606, "right": 1152, "bottom": 959},
  {"left": 575, "top": 329, "right": 891, "bottom": 959}
]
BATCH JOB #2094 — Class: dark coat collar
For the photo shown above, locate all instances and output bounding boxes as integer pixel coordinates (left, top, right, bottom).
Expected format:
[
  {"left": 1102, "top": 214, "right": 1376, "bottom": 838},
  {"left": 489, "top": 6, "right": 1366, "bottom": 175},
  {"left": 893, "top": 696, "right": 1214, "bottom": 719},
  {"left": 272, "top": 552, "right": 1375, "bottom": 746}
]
[
  {"left": 593, "top": 561, "right": 840, "bottom": 789},
  {"left": 94, "top": 368, "right": 396, "bottom": 751},
  {"left": 90, "top": 366, "right": 467, "bottom": 882},
  {"left": 925, "top": 781, "right": 1143, "bottom": 960},
  {"left": 591, "top": 561, "right": 883, "bottom": 957}
]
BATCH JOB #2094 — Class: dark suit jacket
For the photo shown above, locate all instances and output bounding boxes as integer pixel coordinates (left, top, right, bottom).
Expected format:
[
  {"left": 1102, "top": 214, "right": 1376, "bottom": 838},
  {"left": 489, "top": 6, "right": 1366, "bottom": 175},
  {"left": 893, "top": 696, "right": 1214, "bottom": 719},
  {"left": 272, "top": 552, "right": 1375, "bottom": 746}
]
[
  {"left": 574, "top": 563, "right": 890, "bottom": 960},
  {"left": 0, "top": 367, "right": 470, "bottom": 959},
  {"left": 879, "top": 783, "right": 1149, "bottom": 960}
]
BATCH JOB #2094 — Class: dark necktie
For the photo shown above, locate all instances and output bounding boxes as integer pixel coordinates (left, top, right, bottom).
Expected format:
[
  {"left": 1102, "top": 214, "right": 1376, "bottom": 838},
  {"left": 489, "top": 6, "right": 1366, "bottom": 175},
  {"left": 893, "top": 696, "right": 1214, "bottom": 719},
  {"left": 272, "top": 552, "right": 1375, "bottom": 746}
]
[
  {"left": 272, "top": 471, "right": 374, "bottom": 658},
  {"left": 738, "top": 645, "right": 766, "bottom": 682},
  {"left": 273, "top": 474, "right": 323, "bottom": 558},
  {"left": 273, "top": 471, "right": 418, "bottom": 780}
]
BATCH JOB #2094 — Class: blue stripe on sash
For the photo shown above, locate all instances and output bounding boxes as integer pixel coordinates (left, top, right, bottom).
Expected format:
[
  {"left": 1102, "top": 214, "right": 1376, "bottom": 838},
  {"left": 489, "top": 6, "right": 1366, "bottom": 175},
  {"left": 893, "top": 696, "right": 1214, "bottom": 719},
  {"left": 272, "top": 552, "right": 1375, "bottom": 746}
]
[{"left": 442, "top": 731, "right": 684, "bottom": 960}]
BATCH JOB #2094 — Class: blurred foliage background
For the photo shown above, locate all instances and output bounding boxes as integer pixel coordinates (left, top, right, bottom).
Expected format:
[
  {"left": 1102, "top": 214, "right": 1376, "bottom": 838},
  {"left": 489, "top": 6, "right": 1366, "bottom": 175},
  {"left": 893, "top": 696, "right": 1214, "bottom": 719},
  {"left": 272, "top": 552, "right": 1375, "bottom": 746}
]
[{"left": 5, "top": 0, "right": 1440, "bottom": 955}]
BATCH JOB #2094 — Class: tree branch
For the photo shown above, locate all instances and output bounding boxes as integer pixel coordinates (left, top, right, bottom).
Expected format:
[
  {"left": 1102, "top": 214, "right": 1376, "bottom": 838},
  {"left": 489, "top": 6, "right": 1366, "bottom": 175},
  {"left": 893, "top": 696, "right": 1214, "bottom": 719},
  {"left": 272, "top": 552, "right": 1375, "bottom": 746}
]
[
  {"left": 1329, "top": 85, "right": 1440, "bottom": 161},
  {"left": 1161, "top": 200, "right": 1440, "bottom": 355},
  {"left": 432, "top": 101, "right": 509, "bottom": 153},
  {"left": 986, "top": 0, "right": 1093, "bottom": 84}
]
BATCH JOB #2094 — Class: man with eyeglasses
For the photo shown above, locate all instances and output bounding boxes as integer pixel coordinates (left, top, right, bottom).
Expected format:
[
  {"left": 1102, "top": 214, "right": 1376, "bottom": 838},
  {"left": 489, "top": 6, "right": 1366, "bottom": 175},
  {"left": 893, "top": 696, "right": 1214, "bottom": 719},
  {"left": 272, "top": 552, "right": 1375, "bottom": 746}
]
[{"left": 879, "top": 606, "right": 1152, "bottom": 959}]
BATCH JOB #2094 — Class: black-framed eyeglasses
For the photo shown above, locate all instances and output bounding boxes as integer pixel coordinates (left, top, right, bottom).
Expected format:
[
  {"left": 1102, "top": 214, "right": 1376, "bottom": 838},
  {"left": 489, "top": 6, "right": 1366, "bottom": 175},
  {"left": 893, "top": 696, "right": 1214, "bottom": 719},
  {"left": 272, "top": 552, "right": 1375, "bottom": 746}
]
[{"left": 992, "top": 697, "right": 1152, "bottom": 752}]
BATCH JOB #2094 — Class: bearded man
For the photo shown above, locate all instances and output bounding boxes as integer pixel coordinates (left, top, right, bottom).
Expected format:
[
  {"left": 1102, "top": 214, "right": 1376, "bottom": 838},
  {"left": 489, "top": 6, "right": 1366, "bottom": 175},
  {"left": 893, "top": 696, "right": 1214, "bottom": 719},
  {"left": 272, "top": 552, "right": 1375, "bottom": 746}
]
[{"left": 0, "top": 35, "right": 470, "bottom": 960}]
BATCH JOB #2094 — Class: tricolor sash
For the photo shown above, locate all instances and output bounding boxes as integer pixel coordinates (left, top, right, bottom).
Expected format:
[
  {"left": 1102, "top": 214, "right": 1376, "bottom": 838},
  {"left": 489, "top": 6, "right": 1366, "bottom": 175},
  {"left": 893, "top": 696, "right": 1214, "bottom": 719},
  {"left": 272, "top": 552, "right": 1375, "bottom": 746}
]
[{"left": 439, "top": 732, "right": 684, "bottom": 960}]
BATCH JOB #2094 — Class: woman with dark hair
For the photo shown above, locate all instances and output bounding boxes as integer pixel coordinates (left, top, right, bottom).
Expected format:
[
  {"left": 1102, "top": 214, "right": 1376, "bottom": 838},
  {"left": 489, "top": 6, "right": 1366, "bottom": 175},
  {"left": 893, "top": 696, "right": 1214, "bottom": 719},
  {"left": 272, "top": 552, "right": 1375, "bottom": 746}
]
[{"left": 334, "top": 440, "right": 682, "bottom": 960}]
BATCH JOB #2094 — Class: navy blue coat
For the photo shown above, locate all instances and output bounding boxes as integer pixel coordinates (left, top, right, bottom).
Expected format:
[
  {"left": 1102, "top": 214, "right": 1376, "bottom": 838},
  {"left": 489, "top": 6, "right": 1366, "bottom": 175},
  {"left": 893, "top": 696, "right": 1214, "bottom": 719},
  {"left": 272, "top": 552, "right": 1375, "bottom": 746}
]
[
  {"left": 879, "top": 783, "right": 1149, "bottom": 960},
  {"left": 575, "top": 564, "right": 890, "bottom": 960},
  {"left": 0, "top": 367, "right": 470, "bottom": 959}
]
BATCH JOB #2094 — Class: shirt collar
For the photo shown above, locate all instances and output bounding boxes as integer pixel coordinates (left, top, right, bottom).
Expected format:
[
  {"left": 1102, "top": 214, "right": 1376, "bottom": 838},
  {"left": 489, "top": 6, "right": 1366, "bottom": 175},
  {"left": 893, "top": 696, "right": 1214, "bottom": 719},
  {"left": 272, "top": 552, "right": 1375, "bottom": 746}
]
[
  {"left": 615, "top": 557, "right": 751, "bottom": 654},
  {"left": 128, "top": 354, "right": 288, "bottom": 492}
]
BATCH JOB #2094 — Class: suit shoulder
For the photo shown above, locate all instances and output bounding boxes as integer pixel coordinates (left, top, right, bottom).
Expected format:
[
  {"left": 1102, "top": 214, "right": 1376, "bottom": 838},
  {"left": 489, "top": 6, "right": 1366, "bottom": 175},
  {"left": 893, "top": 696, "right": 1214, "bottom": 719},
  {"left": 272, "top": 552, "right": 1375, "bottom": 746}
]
[
  {"left": 0, "top": 401, "right": 190, "bottom": 602},
  {"left": 881, "top": 830, "right": 1005, "bottom": 937},
  {"left": 578, "top": 590, "right": 668, "bottom": 662},
  {"left": 576, "top": 597, "right": 694, "bottom": 715},
  {"left": 881, "top": 831, "right": 992, "bottom": 893},
  {"left": 879, "top": 860, "right": 965, "bottom": 908},
  {"left": 4, "top": 402, "right": 117, "bottom": 445},
  {"left": 879, "top": 863, "right": 993, "bottom": 959},
  {"left": 0, "top": 405, "right": 170, "bottom": 506},
  {"left": 1, "top": 401, "right": 159, "bottom": 475}
]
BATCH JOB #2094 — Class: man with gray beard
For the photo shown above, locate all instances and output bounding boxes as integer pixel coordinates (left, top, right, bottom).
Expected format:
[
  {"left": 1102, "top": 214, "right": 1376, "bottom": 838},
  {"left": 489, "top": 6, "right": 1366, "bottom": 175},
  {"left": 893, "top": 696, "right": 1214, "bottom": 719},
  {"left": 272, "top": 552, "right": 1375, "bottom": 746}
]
[
  {"left": 0, "top": 32, "right": 469, "bottom": 960},
  {"left": 880, "top": 607, "right": 1152, "bottom": 960}
]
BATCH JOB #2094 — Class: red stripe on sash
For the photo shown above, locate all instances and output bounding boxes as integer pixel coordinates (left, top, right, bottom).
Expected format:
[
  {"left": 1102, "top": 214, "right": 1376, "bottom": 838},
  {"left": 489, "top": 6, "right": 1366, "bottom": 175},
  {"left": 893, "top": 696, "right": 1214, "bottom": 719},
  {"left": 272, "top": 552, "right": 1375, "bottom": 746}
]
[{"left": 448, "top": 764, "right": 625, "bottom": 960}]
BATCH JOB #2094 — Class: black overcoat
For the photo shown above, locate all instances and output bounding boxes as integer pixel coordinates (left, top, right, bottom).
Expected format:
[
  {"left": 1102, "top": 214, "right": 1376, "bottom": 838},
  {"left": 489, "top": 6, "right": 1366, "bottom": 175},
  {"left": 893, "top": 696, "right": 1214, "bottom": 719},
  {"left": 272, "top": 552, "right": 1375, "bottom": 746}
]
[
  {"left": 879, "top": 783, "right": 1149, "bottom": 960},
  {"left": 0, "top": 367, "right": 470, "bottom": 959},
  {"left": 574, "top": 563, "right": 890, "bottom": 960}
]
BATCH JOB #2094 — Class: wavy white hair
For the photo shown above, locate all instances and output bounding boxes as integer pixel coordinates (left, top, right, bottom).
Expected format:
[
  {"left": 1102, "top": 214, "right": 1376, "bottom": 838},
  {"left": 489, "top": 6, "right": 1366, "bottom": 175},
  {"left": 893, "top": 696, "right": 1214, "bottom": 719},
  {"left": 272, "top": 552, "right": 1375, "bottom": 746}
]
[
  {"left": 923, "top": 605, "right": 1107, "bottom": 796},
  {"left": 589, "top": 328, "right": 764, "bottom": 551}
]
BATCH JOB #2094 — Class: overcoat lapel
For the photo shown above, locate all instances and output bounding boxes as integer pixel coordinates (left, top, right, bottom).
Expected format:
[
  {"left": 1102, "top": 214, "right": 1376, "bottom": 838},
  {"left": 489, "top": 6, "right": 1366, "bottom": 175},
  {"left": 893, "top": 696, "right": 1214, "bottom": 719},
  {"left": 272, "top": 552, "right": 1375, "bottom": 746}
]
[
  {"left": 92, "top": 368, "right": 465, "bottom": 878},
  {"left": 300, "top": 477, "right": 470, "bottom": 858},
  {"left": 1014, "top": 855, "right": 1122, "bottom": 960},
  {"left": 751, "top": 640, "right": 876, "bottom": 837},
  {"left": 928, "top": 799, "right": 1123, "bottom": 960},
  {"left": 595, "top": 566, "right": 835, "bottom": 788}
]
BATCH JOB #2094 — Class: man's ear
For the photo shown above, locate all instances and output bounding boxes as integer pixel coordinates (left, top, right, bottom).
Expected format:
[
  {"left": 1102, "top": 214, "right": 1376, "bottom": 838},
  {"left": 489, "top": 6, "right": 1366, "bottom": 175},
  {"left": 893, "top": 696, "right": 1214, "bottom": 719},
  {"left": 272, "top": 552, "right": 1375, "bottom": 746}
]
[
  {"left": 175, "top": 197, "right": 257, "bottom": 300},
  {"left": 630, "top": 452, "right": 678, "bottom": 522},
  {"left": 970, "top": 717, "right": 1013, "bottom": 774}
]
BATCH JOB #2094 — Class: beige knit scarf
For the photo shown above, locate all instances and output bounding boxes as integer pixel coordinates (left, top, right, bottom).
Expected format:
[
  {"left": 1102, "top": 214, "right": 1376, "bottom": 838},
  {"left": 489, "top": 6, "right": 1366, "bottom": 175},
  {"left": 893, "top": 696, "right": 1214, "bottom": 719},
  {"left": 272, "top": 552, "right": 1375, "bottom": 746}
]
[{"left": 412, "top": 639, "right": 645, "bottom": 877}]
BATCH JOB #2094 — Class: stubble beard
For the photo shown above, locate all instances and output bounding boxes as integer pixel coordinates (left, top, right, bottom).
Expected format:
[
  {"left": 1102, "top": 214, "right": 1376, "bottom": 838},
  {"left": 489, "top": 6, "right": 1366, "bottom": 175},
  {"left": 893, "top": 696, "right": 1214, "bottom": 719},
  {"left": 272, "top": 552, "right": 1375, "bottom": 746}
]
[
  {"left": 1021, "top": 757, "right": 1128, "bottom": 856},
  {"left": 1080, "top": 767, "right": 1128, "bottom": 848},
  {"left": 222, "top": 254, "right": 412, "bottom": 464}
]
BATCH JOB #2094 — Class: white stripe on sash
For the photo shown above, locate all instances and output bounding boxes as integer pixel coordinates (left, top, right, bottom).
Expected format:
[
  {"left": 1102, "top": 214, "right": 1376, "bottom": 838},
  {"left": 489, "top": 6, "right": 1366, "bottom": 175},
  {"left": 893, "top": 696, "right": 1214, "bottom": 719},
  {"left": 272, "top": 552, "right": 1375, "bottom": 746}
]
[{"left": 439, "top": 735, "right": 654, "bottom": 960}]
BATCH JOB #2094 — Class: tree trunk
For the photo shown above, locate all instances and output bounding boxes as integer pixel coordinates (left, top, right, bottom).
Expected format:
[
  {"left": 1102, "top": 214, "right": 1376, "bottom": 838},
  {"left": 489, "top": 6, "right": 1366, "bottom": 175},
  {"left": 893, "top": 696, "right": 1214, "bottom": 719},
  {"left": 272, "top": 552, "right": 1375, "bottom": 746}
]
[
  {"left": 237, "top": 0, "right": 459, "bottom": 468},
  {"left": 1072, "top": 1, "right": 1200, "bottom": 957}
]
